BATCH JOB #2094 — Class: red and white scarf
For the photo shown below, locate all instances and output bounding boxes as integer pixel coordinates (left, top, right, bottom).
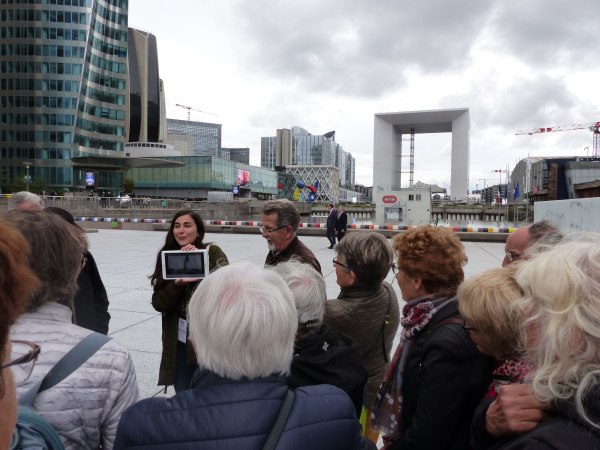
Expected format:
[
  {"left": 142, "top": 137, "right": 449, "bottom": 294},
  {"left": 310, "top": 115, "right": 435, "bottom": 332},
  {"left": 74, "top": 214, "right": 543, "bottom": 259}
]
[{"left": 370, "top": 295, "right": 456, "bottom": 439}]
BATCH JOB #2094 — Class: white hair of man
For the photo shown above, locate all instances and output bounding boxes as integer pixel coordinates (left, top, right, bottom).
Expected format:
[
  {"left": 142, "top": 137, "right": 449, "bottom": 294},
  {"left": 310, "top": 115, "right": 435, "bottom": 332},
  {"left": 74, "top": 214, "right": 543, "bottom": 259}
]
[
  {"left": 187, "top": 262, "right": 298, "bottom": 380},
  {"left": 515, "top": 233, "right": 600, "bottom": 428},
  {"left": 272, "top": 260, "right": 326, "bottom": 326},
  {"left": 8, "top": 191, "right": 44, "bottom": 211}
]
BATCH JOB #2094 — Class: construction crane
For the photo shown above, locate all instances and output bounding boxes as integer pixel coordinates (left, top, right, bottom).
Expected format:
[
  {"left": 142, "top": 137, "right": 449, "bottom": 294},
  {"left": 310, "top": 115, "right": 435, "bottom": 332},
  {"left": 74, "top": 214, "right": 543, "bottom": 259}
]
[
  {"left": 515, "top": 121, "right": 600, "bottom": 157},
  {"left": 175, "top": 104, "right": 217, "bottom": 121}
]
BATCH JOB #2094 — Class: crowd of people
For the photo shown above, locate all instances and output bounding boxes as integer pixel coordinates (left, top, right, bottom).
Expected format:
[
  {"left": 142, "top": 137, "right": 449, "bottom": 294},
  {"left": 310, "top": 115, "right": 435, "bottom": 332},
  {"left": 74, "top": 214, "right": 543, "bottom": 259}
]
[{"left": 2, "top": 192, "right": 600, "bottom": 449}]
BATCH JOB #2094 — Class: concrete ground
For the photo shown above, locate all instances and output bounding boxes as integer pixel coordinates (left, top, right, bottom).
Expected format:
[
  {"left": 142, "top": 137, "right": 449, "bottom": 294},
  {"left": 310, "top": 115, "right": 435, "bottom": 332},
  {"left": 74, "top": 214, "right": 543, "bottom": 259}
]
[{"left": 89, "top": 229, "right": 506, "bottom": 399}]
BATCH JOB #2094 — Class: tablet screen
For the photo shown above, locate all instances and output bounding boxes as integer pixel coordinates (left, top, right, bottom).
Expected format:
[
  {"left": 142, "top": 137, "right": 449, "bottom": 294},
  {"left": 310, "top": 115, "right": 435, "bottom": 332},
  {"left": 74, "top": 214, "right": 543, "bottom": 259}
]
[{"left": 161, "top": 250, "right": 209, "bottom": 280}]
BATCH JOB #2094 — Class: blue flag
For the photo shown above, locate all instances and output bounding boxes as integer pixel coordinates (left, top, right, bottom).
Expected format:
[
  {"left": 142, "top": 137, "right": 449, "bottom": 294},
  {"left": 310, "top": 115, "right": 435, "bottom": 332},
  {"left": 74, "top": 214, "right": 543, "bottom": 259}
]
[{"left": 513, "top": 182, "right": 520, "bottom": 199}]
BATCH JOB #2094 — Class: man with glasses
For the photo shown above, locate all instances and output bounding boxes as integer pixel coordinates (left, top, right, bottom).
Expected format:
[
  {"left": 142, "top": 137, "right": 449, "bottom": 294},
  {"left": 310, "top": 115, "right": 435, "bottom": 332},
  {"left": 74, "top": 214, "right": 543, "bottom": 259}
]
[
  {"left": 260, "top": 199, "right": 322, "bottom": 274},
  {"left": 502, "top": 220, "right": 562, "bottom": 267}
]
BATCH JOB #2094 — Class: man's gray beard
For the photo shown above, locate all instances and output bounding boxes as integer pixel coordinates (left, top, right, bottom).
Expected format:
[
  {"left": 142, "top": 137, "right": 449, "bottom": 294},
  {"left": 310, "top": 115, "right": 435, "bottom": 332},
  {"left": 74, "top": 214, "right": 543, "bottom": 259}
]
[{"left": 267, "top": 242, "right": 276, "bottom": 252}]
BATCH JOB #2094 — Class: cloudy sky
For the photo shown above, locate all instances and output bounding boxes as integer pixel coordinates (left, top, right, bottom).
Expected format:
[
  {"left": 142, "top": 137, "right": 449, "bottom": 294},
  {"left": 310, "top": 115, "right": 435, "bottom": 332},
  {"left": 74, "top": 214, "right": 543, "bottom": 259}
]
[{"left": 128, "top": 0, "right": 600, "bottom": 193}]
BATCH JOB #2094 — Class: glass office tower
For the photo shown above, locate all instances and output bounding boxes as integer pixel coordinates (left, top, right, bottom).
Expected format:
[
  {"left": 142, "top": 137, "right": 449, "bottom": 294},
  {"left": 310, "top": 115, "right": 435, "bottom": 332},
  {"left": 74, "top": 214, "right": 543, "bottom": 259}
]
[{"left": 0, "top": 0, "right": 129, "bottom": 194}]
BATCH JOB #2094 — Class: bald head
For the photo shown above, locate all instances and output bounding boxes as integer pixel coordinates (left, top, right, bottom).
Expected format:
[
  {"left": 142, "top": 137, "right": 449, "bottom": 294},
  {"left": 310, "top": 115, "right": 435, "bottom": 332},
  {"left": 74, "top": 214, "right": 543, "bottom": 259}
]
[
  {"left": 502, "top": 226, "right": 532, "bottom": 267},
  {"left": 502, "top": 220, "right": 562, "bottom": 267}
]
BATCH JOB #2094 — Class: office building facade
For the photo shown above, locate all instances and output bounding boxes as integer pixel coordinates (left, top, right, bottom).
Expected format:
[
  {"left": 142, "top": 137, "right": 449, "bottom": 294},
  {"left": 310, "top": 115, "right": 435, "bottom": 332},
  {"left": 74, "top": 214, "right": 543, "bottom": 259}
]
[
  {"left": 0, "top": 1, "right": 174, "bottom": 194},
  {"left": 221, "top": 147, "right": 250, "bottom": 164},
  {"left": 260, "top": 126, "right": 356, "bottom": 190},
  {"left": 167, "top": 118, "right": 221, "bottom": 157}
]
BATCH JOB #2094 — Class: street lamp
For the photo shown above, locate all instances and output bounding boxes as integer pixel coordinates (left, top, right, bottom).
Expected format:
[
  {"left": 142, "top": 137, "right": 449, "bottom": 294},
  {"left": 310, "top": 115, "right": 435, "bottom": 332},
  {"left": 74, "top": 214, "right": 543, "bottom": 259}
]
[{"left": 23, "top": 161, "right": 33, "bottom": 192}]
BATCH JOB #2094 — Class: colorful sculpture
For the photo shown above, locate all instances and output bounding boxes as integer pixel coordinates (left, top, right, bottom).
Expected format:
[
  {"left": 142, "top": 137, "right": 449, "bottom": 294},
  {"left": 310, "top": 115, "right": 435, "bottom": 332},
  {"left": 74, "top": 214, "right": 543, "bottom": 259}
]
[{"left": 293, "top": 179, "right": 319, "bottom": 202}]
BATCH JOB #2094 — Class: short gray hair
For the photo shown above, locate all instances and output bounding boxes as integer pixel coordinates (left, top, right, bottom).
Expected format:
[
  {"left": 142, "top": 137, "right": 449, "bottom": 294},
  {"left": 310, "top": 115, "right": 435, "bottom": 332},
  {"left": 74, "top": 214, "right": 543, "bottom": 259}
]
[
  {"left": 336, "top": 231, "right": 393, "bottom": 288},
  {"left": 515, "top": 234, "right": 600, "bottom": 428},
  {"left": 187, "top": 262, "right": 298, "bottom": 380},
  {"left": 1, "top": 210, "right": 85, "bottom": 311},
  {"left": 8, "top": 191, "right": 44, "bottom": 211},
  {"left": 261, "top": 199, "right": 300, "bottom": 231},
  {"left": 271, "top": 261, "right": 326, "bottom": 326}
]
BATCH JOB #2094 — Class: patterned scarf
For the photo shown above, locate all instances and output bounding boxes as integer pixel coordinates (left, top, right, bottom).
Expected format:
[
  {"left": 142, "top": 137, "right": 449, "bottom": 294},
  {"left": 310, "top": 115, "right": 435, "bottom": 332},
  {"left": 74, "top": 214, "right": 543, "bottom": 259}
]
[
  {"left": 370, "top": 295, "right": 456, "bottom": 439},
  {"left": 486, "top": 356, "right": 533, "bottom": 398}
]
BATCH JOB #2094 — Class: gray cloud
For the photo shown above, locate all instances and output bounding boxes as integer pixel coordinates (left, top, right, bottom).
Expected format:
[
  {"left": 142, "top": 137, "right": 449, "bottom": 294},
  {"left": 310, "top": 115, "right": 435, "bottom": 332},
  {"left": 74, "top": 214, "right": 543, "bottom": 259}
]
[
  {"left": 491, "top": 0, "right": 600, "bottom": 69},
  {"left": 232, "top": 0, "right": 493, "bottom": 97}
]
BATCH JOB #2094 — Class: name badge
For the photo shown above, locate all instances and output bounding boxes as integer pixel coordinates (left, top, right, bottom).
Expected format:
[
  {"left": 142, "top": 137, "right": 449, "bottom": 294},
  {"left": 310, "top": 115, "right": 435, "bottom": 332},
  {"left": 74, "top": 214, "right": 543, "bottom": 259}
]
[{"left": 178, "top": 318, "right": 188, "bottom": 343}]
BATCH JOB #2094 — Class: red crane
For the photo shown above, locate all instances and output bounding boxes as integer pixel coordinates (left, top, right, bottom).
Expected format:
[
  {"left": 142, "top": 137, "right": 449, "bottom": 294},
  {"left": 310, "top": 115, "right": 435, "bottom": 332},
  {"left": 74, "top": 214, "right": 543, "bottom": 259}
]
[{"left": 515, "top": 121, "right": 600, "bottom": 157}]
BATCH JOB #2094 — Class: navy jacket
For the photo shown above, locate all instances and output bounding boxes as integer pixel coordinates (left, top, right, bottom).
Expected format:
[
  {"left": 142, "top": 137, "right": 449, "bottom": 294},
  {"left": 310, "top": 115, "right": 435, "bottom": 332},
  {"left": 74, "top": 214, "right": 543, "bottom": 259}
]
[{"left": 114, "top": 370, "right": 362, "bottom": 450}]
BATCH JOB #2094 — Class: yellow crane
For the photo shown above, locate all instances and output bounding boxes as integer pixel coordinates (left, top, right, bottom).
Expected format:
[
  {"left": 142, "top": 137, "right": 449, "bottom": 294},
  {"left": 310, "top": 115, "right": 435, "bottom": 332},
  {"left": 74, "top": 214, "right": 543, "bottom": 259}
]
[{"left": 175, "top": 104, "right": 217, "bottom": 121}]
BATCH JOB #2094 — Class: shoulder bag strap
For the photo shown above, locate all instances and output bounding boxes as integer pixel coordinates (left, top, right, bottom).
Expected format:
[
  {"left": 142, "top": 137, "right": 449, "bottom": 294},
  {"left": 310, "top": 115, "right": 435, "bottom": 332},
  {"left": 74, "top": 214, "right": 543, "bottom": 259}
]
[
  {"left": 430, "top": 316, "right": 465, "bottom": 333},
  {"left": 262, "top": 388, "right": 295, "bottom": 450},
  {"left": 19, "top": 332, "right": 112, "bottom": 406},
  {"left": 380, "top": 284, "right": 394, "bottom": 363}
]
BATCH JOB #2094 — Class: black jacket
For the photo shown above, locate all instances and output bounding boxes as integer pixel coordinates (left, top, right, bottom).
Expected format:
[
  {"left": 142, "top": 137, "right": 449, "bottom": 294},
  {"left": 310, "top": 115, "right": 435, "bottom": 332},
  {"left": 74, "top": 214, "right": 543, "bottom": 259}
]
[
  {"left": 336, "top": 211, "right": 348, "bottom": 234},
  {"left": 388, "top": 299, "right": 493, "bottom": 450},
  {"left": 327, "top": 209, "right": 338, "bottom": 229},
  {"left": 489, "top": 387, "right": 600, "bottom": 450},
  {"left": 288, "top": 325, "right": 368, "bottom": 416},
  {"left": 73, "top": 251, "right": 110, "bottom": 334}
]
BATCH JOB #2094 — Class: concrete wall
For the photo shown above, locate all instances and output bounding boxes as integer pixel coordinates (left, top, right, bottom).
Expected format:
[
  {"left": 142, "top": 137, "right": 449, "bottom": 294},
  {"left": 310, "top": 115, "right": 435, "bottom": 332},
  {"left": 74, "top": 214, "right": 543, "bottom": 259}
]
[
  {"left": 534, "top": 197, "right": 600, "bottom": 232},
  {"left": 451, "top": 111, "right": 470, "bottom": 199}
]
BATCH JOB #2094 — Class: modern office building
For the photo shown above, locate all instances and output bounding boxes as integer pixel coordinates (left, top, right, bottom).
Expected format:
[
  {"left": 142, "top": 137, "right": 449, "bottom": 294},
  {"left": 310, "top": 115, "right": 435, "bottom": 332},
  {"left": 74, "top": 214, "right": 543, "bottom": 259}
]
[
  {"left": 508, "top": 156, "right": 600, "bottom": 202},
  {"left": 166, "top": 118, "right": 221, "bottom": 157},
  {"left": 373, "top": 108, "right": 470, "bottom": 199},
  {"left": 261, "top": 127, "right": 356, "bottom": 201},
  {"left": 0, "top": 1, "right": 177, "bottom": 194},
  {"left": 221, "top": 147, "right": 250, "bottom": 164},
  {"left": 128, "top": 27, "right": 167, "bottom": 144}
]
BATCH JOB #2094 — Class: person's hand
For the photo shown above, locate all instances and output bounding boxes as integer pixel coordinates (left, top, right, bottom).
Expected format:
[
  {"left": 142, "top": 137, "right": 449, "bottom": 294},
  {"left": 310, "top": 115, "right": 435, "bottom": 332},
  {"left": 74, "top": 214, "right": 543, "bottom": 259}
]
[
  {"left": 180, "top": 244, "right": 197, "bottom": 251},
  {"left": 174, "top": 277, "right": 201, "bottom": 284},
  {"left": 486, "top": 384, "right": 549, "bottom": 437}
]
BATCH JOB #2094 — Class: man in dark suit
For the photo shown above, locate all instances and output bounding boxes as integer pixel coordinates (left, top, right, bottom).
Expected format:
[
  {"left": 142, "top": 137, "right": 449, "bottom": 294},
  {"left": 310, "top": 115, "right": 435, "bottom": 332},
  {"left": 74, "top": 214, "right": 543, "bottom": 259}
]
[
  {"left": 326, "top": 203, "right": 338, "bottom": 249},
  {"left": 336, "top": 205, "right": 348, "bottom": 242}
]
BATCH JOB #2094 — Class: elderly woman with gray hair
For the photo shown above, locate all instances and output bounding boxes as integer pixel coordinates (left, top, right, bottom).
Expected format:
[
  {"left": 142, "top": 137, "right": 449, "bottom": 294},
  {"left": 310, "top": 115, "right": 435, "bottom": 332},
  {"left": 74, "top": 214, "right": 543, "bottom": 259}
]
[
  {"left": 115, "top": 262, "right": 363, "bottom": 450},
  {"left": 3, "top": 210, "right": 138, "bottom": 450},
  {"left": 273, "top": 260, "right": 368, "bottom": 416},
  {"left": 489, "top": 236, "right": 600, "bottom": 449},
  {"left": 324, "top": 231, "right": 400, "bottom": 442}
]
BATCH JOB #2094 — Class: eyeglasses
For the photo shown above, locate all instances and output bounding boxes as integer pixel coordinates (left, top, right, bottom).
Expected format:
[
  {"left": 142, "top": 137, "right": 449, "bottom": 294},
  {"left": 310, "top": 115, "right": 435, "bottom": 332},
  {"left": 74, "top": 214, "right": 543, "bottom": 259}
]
[
  {"left": 332, "top": 257, "right": 350, "bottom": 270},
  {"left": 391, "top": 263, "right": 398, "bottom": 275},
  {"left": 1, "top": 340, "right": 40, "bottom": 381},
  {"left": 505, "top": 251, "right": 521, "bottom": 263},
  {"left": 463, "top": 324, "right": 477, "bottom": 335},
  {"left": 258, "top": 224, "right": 288, "bottom": 234}
]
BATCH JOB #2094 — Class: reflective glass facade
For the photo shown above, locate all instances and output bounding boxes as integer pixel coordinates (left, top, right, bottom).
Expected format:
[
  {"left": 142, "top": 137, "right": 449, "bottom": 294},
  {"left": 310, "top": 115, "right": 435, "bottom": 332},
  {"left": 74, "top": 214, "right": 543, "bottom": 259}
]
[
  {"left": 260, "top": 126, "right": 356, "bottom": 188},
  {"left": 129, "top": 156, "right": 277, "bottom": 199},
  {"left": 167, "top": 119, "right": 221, "bottom": 157},
  {"left": 0, "top": 0, "right": 129, "bottom": 193}
]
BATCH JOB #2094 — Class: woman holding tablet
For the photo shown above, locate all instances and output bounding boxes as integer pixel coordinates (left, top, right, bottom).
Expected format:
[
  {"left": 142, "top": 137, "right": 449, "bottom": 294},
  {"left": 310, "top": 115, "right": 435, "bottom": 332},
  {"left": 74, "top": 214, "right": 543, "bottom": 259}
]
[{"left": 150, "top": 209, "right": 229, "bottom": 392}]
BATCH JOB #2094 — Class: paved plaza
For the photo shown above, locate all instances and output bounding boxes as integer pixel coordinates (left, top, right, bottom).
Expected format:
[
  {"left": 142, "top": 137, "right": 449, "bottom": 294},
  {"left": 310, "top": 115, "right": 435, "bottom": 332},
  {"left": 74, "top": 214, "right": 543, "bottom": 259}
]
[{"left": 89, "top": 229, "right": 506, "bottom": 399}]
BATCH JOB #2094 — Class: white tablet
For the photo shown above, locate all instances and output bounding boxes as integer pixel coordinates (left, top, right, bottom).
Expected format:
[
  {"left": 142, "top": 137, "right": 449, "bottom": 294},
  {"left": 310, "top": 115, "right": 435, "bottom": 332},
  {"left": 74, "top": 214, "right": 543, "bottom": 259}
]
[{"left": 161, "top": 250, "right": 209, "bottom": 280}]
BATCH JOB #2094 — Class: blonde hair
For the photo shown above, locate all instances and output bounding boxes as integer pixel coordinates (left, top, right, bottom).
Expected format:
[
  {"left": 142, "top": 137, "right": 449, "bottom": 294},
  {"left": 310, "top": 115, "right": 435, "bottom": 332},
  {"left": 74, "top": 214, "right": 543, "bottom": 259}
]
[
  {"left": 457, "top": 267, "right": 523, "bottom": 359},
  {"left": 515, "top": 235, "right": 600, "bottom": 428}
]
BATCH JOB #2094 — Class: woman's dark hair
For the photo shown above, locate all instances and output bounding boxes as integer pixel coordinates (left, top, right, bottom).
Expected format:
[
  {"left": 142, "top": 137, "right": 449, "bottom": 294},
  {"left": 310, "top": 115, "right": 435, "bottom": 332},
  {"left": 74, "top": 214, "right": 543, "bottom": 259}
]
[{"left": 150, "top": 210, "right": 206, "bottom": 286}]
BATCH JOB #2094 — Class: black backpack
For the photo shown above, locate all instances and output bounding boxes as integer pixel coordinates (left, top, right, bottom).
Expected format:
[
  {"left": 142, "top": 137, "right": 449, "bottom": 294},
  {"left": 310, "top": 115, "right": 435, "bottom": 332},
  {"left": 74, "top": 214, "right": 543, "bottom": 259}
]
[{"left": 10, "top": 332, "right": 111, "bottom": 450}]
